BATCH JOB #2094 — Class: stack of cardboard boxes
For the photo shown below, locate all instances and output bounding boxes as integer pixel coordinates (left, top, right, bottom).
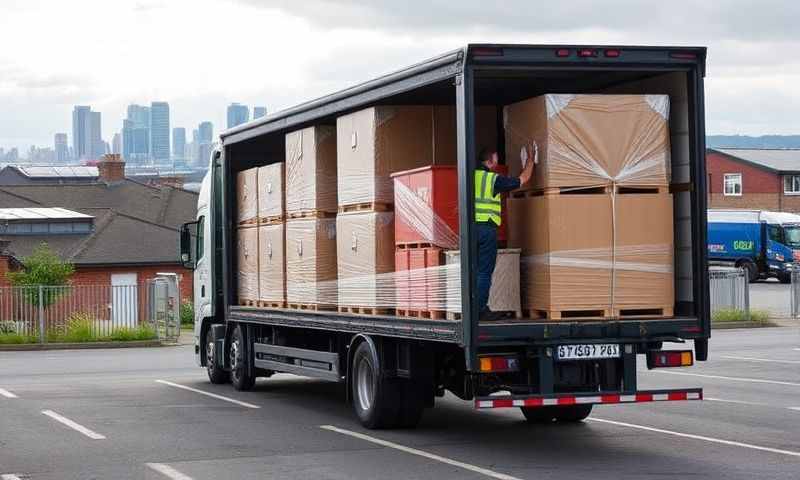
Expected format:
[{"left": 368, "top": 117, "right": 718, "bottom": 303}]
[{"left": 506, "top": 94, "right": 674, "bottom": 320}]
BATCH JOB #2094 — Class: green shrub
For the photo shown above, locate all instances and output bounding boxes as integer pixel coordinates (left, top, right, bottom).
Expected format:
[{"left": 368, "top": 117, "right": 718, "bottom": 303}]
[
  {"left": 712, "top": 308, "right": 770, "bottom": 323},
  {"left": 51, "top": 312, "right": 97, "bottom": 343},
  {"left": 180, "top": 301, "right": 194, "bottom": 326},
  {"left": 0, "top": 332, "right": 37, "bottom": 344},
  {"left": 108, "top": 325, "right": 157, "bottom": 341}
]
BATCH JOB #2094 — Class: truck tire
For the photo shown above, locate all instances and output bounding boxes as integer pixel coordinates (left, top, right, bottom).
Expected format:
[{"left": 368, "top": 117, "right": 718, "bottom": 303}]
[
  {"left": 779, "top": 272, "right": 791, "bottom": 284},
  {"left": 737, "top": 260, "right": 759, "bottom": 283},
  {"left": 520, "top": 406, "right": 557, "bottom": 423},
  {"left": 554, "top": 405, "right": 592, "bottom": 422},
  {"left": 351, "top": 341, "right": 401, "bottom": 429},
  {"left": 204, "top": 327, "right": 229, "bottom": 385},
  {"left": 396, "top": 381, "right": 425, "bottom": 428},
  {"left": 230, "top": 325, "right": 256, "bottom": 391}
]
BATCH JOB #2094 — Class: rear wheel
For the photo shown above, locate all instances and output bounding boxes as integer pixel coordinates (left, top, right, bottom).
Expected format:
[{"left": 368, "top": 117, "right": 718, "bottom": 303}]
[
  {"left": 230, "top": 325, "right": 256, "bottom": 391},
  {"left": 351, "top": 341, "right": 401, "bottom": 429},
  {"left": 554, "top": 404, "right": 592, "bottom": 422},
  {"left": 520, "top": 406, "right": 557, "bottom": 423},
  {"left": 204, "top": 327, "right": 229, "bottom": 385},
  {"left": 521, "top": 404, "right": 593, "bottom": 423},
  {"left": 737, "top": 260, "right": 759, "bottom": 283}
]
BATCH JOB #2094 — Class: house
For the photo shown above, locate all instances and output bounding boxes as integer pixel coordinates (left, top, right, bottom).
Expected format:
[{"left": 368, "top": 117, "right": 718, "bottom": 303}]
[
  {"left": 706, "top": 148, "right": 800, "bottom": 213},
  {"left": 0, "top": 155, "right": 197, "bottom": 301}
]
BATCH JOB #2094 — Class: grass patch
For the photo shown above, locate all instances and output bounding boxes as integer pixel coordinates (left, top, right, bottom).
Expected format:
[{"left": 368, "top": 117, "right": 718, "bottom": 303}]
[
  {"left": 107, "top": 325, "right": 157, "bottom": 342},
  {"left": 0, "top": 332, "right": 38, "bottom": 344},
  {"left": 712, "top": 308, "right": 770, "bottom": 323}
]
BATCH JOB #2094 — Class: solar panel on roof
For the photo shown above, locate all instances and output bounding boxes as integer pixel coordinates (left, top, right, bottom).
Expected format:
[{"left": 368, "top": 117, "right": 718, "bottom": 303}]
[{"left": 0, "top": 207, "right": 94, "bottom": 221}]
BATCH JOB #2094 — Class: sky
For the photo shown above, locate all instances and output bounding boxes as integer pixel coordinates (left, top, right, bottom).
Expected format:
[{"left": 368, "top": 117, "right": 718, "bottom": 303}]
[{"left": 1, "top": 0, "right": 799, "bottom": 152}]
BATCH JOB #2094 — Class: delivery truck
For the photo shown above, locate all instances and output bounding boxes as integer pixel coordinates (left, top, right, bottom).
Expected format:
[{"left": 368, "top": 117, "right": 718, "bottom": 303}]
[
  {"left": 707, "top": 209, "right": 800, "bottom": 283},
  {"left": 180, "top": 44, "right": 709, "bottom": 429}
]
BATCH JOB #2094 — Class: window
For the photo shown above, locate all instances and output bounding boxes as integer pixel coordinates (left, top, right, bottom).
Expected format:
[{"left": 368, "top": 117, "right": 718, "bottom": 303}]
[
  {"left": 784, "top": 175, "right": 800, "bottom": 195},
  {"left": 724, "top": 173, "right": 742, "bottom": 196},
  {"left": 196, "top": 216, "right": 205, "bottom": 261},
  {"left": 768, "top": 225, "right": 783, "bottom": 243}
]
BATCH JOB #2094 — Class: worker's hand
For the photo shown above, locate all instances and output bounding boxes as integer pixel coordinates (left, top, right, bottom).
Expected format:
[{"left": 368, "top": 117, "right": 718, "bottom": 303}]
[{"left": 519, "top": 142, "right": 536, "bottom": 186}]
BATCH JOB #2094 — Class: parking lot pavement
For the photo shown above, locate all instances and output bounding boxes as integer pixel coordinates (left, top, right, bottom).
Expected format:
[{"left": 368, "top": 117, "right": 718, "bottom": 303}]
[
  {"left": 1, "top": 328, "right": 799, "bottom": 480},
  {"left": 749, "top": 280, "right": 792, "bottom": 318}
]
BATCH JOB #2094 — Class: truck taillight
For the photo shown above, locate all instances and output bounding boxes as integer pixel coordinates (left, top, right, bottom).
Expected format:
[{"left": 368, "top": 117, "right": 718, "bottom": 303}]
[
  {"left": 555, "top": 48, "right": 571, "bottom": 57},
  {"left": 648, "top": 350, "right": 693, "bottom": 369},
  {"left": 479, "top": 356, "right": 520, "bottom": 373},
  {"left": 604, "top": 49, "right": 621, "bottom": 58},
  {"left": 670, "top": 51, "right": 698, "bottom": 59},
  {"left": 577, "top": 48, "right": 597, "bottom": 58}
]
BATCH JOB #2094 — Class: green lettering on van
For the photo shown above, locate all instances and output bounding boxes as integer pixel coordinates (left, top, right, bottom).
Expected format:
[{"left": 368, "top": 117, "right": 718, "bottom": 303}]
[{"left": 733, "top": 240, "right": 754, "bottom": 251}]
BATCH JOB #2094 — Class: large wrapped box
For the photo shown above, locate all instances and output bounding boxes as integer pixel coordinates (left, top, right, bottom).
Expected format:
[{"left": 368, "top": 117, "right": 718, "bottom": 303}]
[
  {"left": 504, "top": 94, "right": 671, "bottom": 189},
  {"left": 507, "top": 192, "right": 674, "bottom": 319},
  {"left": 258, "top": 223, "right": 285, "bottom": 305},
  {"left": 237, "top": 167, "right": 259, "bottom": 225},
  {"left": 444, "top": 249, "right": 522, "bottom": 318},
  {"left": 336, "top": 106, "right": 457, "bottom": 207},
  {"left": 236, "top": 226, "right": 259, "bottom": 302},
  {"left": 395, "top": 247, "right": 447, "bottom": 316},
  {"left": 336, "top": 211, "right": 395, "bottom": 309},
  {"left": 285, "top": 218, "right": 337, "bottom": 306},
  {"left": 257, "top": 163, "right": 284, "bottom": 221},
  {"left": 285, "top": 126, "right": 337, "bottom": 215}
]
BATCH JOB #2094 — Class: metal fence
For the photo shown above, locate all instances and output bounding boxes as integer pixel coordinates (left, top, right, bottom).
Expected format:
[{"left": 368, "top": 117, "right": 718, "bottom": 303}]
[
  {"left": 709, "top": 267, "right": 750, "bottom": 318},
  {"left": 0, "top": 277, "right": 180, "bottom": 343}
]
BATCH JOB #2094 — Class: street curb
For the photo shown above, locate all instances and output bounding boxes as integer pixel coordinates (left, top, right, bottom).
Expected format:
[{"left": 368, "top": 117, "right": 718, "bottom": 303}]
[
  {"left": 711, "top": 321, "right": 777, "bottom": 330},
  {"left": 0, "top": 340, "right": 168, "bottom": 351}
]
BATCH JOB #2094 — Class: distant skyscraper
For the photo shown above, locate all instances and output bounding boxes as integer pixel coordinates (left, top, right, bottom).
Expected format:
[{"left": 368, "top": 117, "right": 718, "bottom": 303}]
[
  {"left": 123, "top": 104, "right": 151, "bottom": 164},
  {"left": 89, "top": 111, "right": 104, "bottom": 160},
  {"left": 54, "top": 133, "right": 69, "bottom": 163},
  {"left": 227, "top": 103, "right": 249, "bottom": 129},
  {"left": 72, "top": 106, "right": 91, "bottom": 160},
  {"left": 112, "top": 133, "right": 122, "bottom": 155},
  {"left": 253, "top": 106, "right": 267, "bottom": 119},
  {"left": 150, "top": 102, "right": 170, "bottom": 164},
  {"left": 172, "top": 127, "right": 186, "bottom": 162},
  {"left": 198, "top": 121, "right": 213, "bottom": 143}
]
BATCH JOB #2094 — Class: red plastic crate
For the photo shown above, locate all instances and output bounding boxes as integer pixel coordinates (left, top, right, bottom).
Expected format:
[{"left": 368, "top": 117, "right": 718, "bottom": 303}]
[{"left": 392, "top": 165, "right": 508, "bottom": 248}]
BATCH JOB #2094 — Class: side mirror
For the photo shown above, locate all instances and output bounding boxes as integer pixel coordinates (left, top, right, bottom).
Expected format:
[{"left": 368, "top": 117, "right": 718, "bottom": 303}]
[{"left": 180, "top": 222, "right": 197, "bottom": 269}]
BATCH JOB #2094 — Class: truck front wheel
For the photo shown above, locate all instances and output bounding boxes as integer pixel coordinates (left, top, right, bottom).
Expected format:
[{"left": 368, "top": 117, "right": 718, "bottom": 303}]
[
  {"left": 736, "top": 260, "right": 759, "bottom": 283},
  {"left": 204, "top": 327, "right": 229, "bottom": 385},
  {"left": 230, "top": 325, "right": 256, "bottom": 391}
]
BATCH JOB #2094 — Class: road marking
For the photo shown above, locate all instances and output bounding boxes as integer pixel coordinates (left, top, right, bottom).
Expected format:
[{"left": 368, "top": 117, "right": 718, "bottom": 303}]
[
  {"left": 589, "top": 418, "right": 800, "bottom": 458},
  {"left": 790, "top": 407, "right": 800, "bottom": 412},
  {"left": 41, "top": 410, "right": 105, "bottom": 440},
  {"left": 155, "top": 380, "right": 260, "bottom": 409},
  {"left": 2, "top": 474, "right": 23, "bottom": 480},
  {"left": 146, "top": 463, "right": 194, "bottom": 480},
  {"left": 653, "top": 370, "right": 800, "bottom": 387},
  {"left": 705, "top": 397, "right": 771, "bottom": 407},
  {"left": 0, "top": 388, "right": 18, "bottom": 399},
  {"left": 720, "top": 355, "right": 800, "bottom": 365},
  {"left": 320, "top": 425, "right": 522, "bottom": 480}
]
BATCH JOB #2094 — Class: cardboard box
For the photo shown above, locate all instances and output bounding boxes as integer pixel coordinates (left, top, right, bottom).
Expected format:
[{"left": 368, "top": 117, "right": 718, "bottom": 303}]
[
  {"left": 257, "top": 163, "right": 284, "bottom": 220},
  {"left": 236, "top": 226, "right": 259, "bottom": 302},
  {"left": 336, "top": 106, "right": 457, "bottom": 207},
  {"left": 336, "top": 211, "right": 395, "bottom": 308},
  {"left": 258, "top": 223, "right": 285, "bottom": 304},
  {"left": 237, "top": 167, "right": 259, "bottom": 224},
  {"left": 285, "top": 126, "right": 337, "bottom": 215},
  {"left": 507, "top": 192, "right": 674, "bottom": 317},
  {"left": 504, "top": 94, "right": 671, "bottom": 189},
  {"left": 444, "top": 249, "right": 522, "bottom": 317},
  {"left": 395, "top": 247, "right": 446, "bottom": 313},
  {"left": 285, "top": 218, "right": 337, "bottom": 305}
]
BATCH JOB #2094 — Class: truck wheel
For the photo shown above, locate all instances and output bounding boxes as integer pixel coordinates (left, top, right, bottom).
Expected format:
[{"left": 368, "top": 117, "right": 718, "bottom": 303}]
[
  {"left": 396, "top": 381, "right": 425, "bottom": 428},
  {"left": 554, "top": 405, "right": 592, "bottom": 422},
  {"left": 737, "top": 260, "right": 758, "bottom": 283},
  {"left": 779, "top": 272, "right": 791, "bottom": 284},
  {"left": 351, "top": 341, "right": 400, "bottom": 429},
  {"left": 230, "top": 325, "right": 256, "bottom": 391},
  {"left": 204, "top": 327, "right": 229, "bottom": 385},
  {"left": 521, "top": 406, "right": 557, "bottom": 423}
]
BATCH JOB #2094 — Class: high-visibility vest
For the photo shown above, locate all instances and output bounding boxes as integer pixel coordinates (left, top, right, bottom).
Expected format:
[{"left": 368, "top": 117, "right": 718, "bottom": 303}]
[{"left": 474, "top": 170, "right": 502, "bottom": 226}]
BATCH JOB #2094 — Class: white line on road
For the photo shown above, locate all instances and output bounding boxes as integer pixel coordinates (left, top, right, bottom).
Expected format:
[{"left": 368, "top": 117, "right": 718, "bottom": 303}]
[
  {"left": 0, "top": 388, "right": 18, "bottom": 399},
  {"left": 155, "top": 380, "right": 260, "bottom": 409},
  {"left": 790, "top": 407, "right": 800, "bottom": 412},
  {"left": 41, "top": 410, "right": 105, "bottom": 440},
  {"left": 2, "top": 474, "right": 23, "bottom": 480},
  {"left": 705, "top": 397, "right": 771, "bottom": 407},
  {"left": 589, "top": 418, "right": 800, "bottom": 458},
  {"left": 146, "top": 463, "right": 194, "bottom": 480},
  {"left": 653, "top": 370, "right": 800, "bottom": 387},
  {"left": 320, "top": 425, "right": 522, "bottom": 480},
  {"left": 720, "top": 355, "right": 800, "bottom": 365}
]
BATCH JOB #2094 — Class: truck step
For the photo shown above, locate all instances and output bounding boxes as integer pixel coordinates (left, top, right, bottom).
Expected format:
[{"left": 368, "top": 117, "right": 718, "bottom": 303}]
[
  {"left": 338, "top": 305, "right": 395, "bottom": 316},
  {"left": 396, "top": 308, "right": 447, "bottom": 320},
  {"left": 338, "top": 202, "right": 392, "bottom": 214}
]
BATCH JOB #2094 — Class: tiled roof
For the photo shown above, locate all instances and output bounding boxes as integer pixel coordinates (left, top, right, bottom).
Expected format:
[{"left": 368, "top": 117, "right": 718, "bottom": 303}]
[{"left": 710, "top": 148, "right": 800, "bottom": 173}]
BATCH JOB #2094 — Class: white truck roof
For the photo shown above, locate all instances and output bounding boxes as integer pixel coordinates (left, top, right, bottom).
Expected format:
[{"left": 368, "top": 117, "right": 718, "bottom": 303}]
[{"left": 708, "top": 209, "right": 800, "bottom": 225}]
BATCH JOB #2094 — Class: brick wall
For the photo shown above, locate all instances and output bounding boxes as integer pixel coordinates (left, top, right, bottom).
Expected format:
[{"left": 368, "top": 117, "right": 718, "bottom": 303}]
[
  {"left": 0, "top": 255, "right": 10, "bottom": 287},
  {"left": 709, "top": 193, "right": 780, "bottom": 210},
  {"left": 70, "top": 264, "right": 193, "bottom": 301},
  {"left": 707, "top": 151, "right": 782, "bottom": 210}
]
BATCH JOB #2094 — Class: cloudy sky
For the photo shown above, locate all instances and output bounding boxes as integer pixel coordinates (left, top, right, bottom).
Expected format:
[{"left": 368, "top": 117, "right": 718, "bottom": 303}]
[{"left": 1, "top": 0, "right": 798, "bottom": 152}]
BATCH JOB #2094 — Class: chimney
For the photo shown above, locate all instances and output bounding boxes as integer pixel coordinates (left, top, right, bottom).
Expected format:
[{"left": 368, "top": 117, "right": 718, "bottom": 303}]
[{"left": 98, "top": 153, "right": 125, "bottom": 184}]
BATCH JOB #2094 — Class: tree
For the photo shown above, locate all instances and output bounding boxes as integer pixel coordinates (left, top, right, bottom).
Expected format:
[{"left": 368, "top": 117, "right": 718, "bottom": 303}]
[{"left": 6, "top": 243, "right": 75, "bottom": 307}]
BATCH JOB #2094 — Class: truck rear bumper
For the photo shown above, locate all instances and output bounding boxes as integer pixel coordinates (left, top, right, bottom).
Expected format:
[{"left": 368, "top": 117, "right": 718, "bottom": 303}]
[{"left": 475, "top": 388, "right": 702, "bottom": 409}]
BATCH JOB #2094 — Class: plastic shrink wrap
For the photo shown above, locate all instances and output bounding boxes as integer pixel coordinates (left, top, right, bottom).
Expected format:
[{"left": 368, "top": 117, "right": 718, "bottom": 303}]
[
  {"left": 285, "top": 218, "right": 338, "bottom": 306},
  {"left": 237, "top": 226, "right": 259, "bottom": 302},
  {"left": 336, "top": 211, "right": 396, "bottom": 309},
  {"left": 258, "top": 223, "right": 286, "bottom": 304},
  {"left": 285, "top": 126, "right": 338, "bottom": 215},
  {"left": 237, "top": 167, "right": 259, "bottom": 224},
  {"left": 257, "top": 163, "right": 284, "bottom": 220},
  {"left": 444, "top": 249, "right": 522, "bottom": 317}
]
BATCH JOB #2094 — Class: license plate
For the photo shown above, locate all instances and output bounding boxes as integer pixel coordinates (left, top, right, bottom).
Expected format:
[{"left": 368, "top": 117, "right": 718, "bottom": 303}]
[{"left": 557, "top": 344, "right": 620, "bottom": 361}]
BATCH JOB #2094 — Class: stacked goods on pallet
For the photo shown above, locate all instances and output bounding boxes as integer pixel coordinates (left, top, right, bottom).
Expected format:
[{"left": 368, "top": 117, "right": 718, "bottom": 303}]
[
  {"left": 505, "top": 94, "right": 674, "bottom": 320},
  {"left": 258, "top": 163, "right": 284, "bottom": 223},
  {"left": 284, "top": 126, "right": 339, "bottom": 310},
  {"left": 237, "top": 225, "right": 259, "bottom": 305},
  {"left": 443, "top": 249, "right": 522, "bottom": 320},
  {"left": 285, "top": 126, "right": 337, "bottom": 216},
  {"left": 336, "top": 105, "right": 457, "bottom": 315},
  {"left": 257, "top": 163, "right": 286, "bottom": 307},
  {"left": 285, "top": 218, "right": 338, "bottom": 309},
  {"left": 237, "top": 167, "right": 259, "bottom": 225}
]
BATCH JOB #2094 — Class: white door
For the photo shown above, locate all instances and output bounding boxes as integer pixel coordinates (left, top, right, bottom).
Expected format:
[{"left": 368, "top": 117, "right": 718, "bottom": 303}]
[{"left": 111, "top": 273, "right": 138, "bottom": 327}]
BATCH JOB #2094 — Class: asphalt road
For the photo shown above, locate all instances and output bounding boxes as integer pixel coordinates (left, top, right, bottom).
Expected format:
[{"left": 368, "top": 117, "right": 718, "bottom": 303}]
[{"left": 1, "top": 328, "right": 799, "bottom": 480}]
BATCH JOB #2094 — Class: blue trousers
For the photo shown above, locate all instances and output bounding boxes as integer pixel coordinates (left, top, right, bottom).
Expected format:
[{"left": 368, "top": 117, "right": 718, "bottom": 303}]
[{"left": 477, "top": 222, "right": 498, "bottom": 314}]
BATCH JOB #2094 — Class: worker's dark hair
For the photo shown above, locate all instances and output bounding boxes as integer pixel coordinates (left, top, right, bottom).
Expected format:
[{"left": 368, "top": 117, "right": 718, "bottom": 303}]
[{"left": 478, "top": 147, "right": 494, "bottom": 164}]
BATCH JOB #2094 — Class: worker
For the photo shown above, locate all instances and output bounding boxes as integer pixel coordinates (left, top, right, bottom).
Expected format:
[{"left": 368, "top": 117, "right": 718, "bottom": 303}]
[{"left": 475, "top": 144, "right": 535, "bottom": 320}]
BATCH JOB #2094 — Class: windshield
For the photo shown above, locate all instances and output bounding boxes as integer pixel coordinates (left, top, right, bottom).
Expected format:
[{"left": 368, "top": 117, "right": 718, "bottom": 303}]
[{"left": 783, "top": 226, "right": 800, "bottom": 247}]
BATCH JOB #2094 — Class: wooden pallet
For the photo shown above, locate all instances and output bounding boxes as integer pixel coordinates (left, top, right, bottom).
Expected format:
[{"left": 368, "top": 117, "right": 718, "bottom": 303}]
[
  {"left": 256, "top": 300, "right": 287, "bottom": 309},
  {"left": 258, "top": 215, "right": 285, "bottom": 225},
  {"left": 338, "top": 305, "right": 395, "bottom": 316},
  {"left": 614, "top": 306, "right": 674, "bottom": 319},
  {"left": 396, "top": 308, "right": 446, "bottom": 320},
  {"left": 238, "top": 218, "right": 259, "bottom": 226},
  {"left": 286, "top": 302, "right": 337, "bottom": 312},
  {"left": 395, "top": 242, "right": 435, "bottom": 250},
  {"left": 287, "top": 210, "right": 336, "bottom": 220},
  {"left": 447, "top": 310, "right": 524, "bottom": 321},
  {"left": 338, "top": 202, "right": 392, "bottom": 214},
  {"left": 525, "top": 306, "right": 673, "bottom": 321},
  {"left": 239, "top": 299, "right": 258, "bottom": 307},
  {"left": 511, "top": 184, "right": 669, "bottom": 199}
]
